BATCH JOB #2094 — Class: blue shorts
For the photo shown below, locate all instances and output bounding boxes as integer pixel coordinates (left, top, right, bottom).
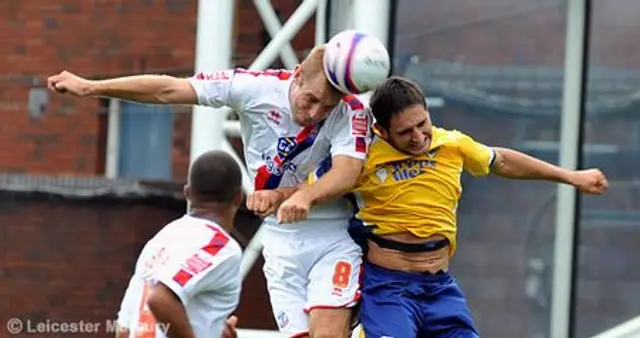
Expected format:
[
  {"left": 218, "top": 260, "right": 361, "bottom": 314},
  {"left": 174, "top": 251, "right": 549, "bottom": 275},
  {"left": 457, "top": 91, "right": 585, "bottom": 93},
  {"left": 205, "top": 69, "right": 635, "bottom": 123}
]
[{"left": 359, "top": 262, "right": 479, "bottom": 338}]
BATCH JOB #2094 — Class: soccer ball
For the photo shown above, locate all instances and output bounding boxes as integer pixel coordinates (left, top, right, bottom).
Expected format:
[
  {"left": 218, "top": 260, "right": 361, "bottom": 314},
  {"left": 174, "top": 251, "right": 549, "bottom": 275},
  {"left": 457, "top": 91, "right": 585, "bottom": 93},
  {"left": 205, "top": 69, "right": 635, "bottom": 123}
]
[{"left": 322, "top": 30, "right": 391, "bottom": 95}]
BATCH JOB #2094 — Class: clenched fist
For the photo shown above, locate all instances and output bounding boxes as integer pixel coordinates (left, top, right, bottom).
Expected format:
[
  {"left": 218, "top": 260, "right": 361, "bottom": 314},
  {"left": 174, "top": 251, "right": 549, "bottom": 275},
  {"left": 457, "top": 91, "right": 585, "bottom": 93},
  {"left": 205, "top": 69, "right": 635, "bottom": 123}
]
[
  {"left": 246, "top": 190, "right": 286, "bottom": 218},
  {"left": 47, "top": 70, "right": 93, "bottom": 97},
  {"left": 277, "top": 190, "right": 313, "bottom": 224},
  {"left": 569, "top": 169, "right": 609, "bottom": 195}
]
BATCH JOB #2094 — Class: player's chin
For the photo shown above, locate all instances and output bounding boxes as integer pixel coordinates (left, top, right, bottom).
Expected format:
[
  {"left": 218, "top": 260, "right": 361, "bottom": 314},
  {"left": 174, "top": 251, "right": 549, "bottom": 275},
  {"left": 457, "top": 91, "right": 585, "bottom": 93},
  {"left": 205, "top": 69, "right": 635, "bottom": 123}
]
[{"left": 406, "top": 146, "right": 426, "bottom": 155}]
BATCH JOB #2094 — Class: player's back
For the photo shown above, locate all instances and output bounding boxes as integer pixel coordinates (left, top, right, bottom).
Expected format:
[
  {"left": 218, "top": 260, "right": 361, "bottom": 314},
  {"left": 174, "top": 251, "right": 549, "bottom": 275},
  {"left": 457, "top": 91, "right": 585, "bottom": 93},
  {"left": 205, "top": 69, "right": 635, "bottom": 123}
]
[{"left": 125, "top": 215, "right": 242, "bottom": 338}]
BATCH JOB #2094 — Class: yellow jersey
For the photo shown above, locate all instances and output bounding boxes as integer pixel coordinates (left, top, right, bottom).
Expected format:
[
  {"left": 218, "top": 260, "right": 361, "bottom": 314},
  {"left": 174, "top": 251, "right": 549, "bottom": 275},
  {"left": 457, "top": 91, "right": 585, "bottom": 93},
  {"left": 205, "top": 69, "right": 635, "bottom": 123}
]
[{"left": 349, "top": 126, "right": 495, "bottom": 256}]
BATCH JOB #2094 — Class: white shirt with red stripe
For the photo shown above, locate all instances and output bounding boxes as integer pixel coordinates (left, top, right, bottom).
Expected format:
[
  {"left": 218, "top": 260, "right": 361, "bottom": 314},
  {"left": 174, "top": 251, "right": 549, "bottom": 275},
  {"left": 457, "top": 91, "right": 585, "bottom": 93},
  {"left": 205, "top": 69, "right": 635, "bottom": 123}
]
[
  {"left": 188, "top": 69, "right": 372, "bottom": 229},
  {"left": 116, "top": 215, "right": 242, "bottom": 338}
]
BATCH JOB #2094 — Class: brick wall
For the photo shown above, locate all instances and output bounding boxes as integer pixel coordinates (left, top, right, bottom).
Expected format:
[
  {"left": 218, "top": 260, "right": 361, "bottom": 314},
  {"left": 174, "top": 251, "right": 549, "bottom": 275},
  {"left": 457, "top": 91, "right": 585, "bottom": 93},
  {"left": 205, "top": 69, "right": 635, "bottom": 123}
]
[
  {"left": 0, "top": 192, "right": 276, "bottom": 337},
  {"left": 0, "top": 0, "right": 315, "bottom": 178}
]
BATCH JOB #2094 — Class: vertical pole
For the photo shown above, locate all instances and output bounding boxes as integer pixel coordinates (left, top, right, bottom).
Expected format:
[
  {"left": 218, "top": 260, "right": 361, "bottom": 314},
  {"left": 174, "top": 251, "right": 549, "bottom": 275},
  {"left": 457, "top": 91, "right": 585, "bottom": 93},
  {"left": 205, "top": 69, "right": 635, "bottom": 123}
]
[
  {"left": 315, "top": 0, "right": 328, "bottom": 45},
  {"left": 550, "top": 0, "right": 590, "bottom": 337},
  {"left": 353, "top": 0, "right": 391, "bottom": 104},
  {"left": 189, "top": 0, "right": 236, "bottom": 164},
  {"left": 105, "top": 99, "right": 121, "bottom": 179}
]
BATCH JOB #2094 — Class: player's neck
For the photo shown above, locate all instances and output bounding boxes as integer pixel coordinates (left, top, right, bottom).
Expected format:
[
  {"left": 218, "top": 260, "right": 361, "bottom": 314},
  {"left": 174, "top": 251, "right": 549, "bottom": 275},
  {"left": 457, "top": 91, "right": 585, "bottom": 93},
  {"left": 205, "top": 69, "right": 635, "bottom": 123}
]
[{"left": 188, "top": 205, "right": 235, "bottom": 233}]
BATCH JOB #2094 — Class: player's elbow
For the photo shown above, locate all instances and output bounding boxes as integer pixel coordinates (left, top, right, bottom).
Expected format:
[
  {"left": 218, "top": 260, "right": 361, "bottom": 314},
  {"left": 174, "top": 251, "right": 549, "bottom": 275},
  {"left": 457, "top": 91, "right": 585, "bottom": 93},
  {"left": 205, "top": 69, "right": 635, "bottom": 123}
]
[
  {"left": 145, "top": 286, "right": 165, "bottom": 313},
  {"left": 155, "top": 77, "right": 198, "bottom": 105},
  {"left": 490, "top": 148, "right": 515, "bottom": 176},
  {"left": 146, "top": 283, "right": 176, "bottom": 315}
]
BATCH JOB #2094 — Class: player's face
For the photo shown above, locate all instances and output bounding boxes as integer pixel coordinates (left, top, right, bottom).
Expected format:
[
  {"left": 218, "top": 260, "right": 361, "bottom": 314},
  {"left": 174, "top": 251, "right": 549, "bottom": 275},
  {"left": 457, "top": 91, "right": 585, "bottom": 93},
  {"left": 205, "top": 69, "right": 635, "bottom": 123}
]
[
  {"left": 384, "top": 104, "right": 433, "bottom": 155},
  {"left": 290, "top": 73, "right": 342, "bottom": 127}
]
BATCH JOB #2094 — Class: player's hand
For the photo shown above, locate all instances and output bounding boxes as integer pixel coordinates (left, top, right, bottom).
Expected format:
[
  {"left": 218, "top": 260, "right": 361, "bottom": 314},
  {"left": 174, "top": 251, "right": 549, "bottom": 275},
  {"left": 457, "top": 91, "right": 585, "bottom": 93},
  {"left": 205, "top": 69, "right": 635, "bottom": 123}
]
[
  {"left": 222, "top": 315, "right": 238, "bottom": 338},
  {"left": 246, "top": 190, "right": 285, "bottom": 218},
  {"left": 47, "top": 70, "right": 93, "bottom": 97},
  {"left": 569, "top": 169, "right": 609, "bottom": 194},
  {"left": 277, "top": 190, "right": 312, "bottom": 224}
]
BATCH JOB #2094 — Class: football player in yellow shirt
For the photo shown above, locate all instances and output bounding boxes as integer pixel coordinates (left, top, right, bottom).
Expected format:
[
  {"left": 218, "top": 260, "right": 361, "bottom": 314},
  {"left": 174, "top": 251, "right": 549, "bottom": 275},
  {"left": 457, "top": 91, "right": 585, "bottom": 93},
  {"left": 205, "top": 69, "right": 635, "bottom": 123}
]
[{"left": 339, "top": 76, "right": 609, "bottom": 338}]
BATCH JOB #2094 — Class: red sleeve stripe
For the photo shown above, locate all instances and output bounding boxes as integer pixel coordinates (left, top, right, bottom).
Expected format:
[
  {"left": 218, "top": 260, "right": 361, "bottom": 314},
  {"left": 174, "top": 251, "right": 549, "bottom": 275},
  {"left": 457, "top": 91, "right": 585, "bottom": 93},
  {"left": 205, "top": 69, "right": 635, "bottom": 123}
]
[{"left": 172, "top": 226, "right": 231, "bottom": 287}]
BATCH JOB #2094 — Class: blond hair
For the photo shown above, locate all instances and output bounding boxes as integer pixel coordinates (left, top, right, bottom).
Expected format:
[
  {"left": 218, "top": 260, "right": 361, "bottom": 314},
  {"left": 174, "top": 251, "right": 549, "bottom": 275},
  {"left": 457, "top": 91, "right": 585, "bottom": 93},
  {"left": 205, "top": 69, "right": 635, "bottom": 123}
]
[{"left": 300, "top": 45, "right": 343, "bottom": 97}]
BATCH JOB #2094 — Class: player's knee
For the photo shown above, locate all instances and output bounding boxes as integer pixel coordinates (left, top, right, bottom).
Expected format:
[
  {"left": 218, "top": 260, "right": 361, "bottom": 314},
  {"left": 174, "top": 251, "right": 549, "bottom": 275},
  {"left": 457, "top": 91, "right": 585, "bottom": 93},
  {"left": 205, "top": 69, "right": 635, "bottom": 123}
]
[
  {"left": 308, "top": 308, "right": 351, "bottom": 338},
  {"left": 309, "top": 326, "right": 349, "bottom": 338}
]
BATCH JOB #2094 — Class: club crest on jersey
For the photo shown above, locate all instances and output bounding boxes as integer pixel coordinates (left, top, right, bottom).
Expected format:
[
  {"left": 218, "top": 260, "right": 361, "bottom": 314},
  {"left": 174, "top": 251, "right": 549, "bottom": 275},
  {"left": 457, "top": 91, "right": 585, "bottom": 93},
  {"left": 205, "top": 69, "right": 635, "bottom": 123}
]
[
  {"left": 277, "top": 137, "right": 297, "bottom": 157},
  {"left": 276, "top": 311, "right": 289, "bottom": 329},
  {"left": 375, "top": 168, "right": 389, "bottom": 183}
]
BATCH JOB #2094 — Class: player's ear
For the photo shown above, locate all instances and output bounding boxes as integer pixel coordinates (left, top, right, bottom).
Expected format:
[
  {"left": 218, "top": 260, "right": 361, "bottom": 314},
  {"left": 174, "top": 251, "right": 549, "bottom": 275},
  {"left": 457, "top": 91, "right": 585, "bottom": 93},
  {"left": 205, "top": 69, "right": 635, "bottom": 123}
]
[
  {"left": 233, "top": 189, "right": 243, "bottom": 207},
  {"left": 183, "top": 184, "right": 192, "bottom": 201}
]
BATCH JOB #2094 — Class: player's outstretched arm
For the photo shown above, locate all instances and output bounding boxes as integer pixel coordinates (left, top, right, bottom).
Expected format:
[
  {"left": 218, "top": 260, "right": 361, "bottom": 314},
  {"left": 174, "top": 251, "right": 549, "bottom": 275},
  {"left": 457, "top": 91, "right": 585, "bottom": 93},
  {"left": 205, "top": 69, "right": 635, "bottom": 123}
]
[
  {"left": 491, "top": 147, "right": 609, "bottom": 194},
  {"left": 47, "top": 70, "right": 198, "bottom": 105},
  {"left": 146, "top": 283, "right": 196, "bottom": 338}
]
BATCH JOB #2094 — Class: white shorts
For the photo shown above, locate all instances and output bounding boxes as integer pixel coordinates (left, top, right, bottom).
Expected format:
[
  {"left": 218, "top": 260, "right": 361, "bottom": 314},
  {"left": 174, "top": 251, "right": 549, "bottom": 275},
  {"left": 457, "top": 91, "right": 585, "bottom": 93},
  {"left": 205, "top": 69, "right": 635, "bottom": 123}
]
[{"left": 261, "top": 221, "right": 362, "bottom": 337}]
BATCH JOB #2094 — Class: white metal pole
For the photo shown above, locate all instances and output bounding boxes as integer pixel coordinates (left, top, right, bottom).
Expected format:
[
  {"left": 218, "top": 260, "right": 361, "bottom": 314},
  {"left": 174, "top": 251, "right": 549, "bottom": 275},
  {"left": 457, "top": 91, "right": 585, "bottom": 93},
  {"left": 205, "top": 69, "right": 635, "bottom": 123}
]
[
  {"left": 189, "top": 0, "right": 235, "bottom": 163},
  {"left": 353, "top": 0, "right": 390, "bottom": 47},
  {"left": 550, "top": 0, "right": 587, "bottom": 337},
  {"left": 315, "top": 0, "right": 327, "bottom": 45},
  {"left": 105, "top": 98, "right": 121, "bottom": 179},
  {"left": 327, "top": 0, "right": 353, "bottom": 37},
  {"left": 253, "top": 0, "right": 300, "bottom": 69},
  {"left": 250, "top": 0, "right": 323, "bottom": 70},
  {"left": 353, "top": 0, "right": 391, "bottom": 104}
]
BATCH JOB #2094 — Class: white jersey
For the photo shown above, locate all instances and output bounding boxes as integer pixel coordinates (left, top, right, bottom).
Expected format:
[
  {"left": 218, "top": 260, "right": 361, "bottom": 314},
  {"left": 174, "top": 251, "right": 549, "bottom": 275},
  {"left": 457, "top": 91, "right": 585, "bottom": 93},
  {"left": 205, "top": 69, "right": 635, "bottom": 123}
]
[
  {"left": 116, "top": 215, "right": 242, "bottom": 338},
  {"left": 188, "top": 69, "right": 372, "bottom": 228}
]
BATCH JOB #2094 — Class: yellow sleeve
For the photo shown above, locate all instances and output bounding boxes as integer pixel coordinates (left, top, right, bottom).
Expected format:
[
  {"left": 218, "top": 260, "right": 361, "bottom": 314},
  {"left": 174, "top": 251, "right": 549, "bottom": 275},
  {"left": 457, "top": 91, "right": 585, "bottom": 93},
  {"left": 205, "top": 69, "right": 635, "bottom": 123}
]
[{"left": 453, "top": 131, "right": 495, "bottom": 176}]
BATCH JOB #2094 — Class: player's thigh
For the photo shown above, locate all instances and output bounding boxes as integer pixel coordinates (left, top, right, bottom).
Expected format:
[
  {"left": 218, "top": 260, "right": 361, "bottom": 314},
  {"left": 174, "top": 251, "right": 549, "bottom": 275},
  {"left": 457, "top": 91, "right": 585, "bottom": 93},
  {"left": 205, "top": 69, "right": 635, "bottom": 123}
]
[
  {"left": 359, "top": 291, "right": 419, "bottom": 338},
  {"left": 306, "top": 236, "right": 362, "bottom": 337},
  {"left": 420, "top": 274, "right": 478, "bottom": 337},
  {"left": 262, "top": 240, "right": 310, "bottom": 336}
]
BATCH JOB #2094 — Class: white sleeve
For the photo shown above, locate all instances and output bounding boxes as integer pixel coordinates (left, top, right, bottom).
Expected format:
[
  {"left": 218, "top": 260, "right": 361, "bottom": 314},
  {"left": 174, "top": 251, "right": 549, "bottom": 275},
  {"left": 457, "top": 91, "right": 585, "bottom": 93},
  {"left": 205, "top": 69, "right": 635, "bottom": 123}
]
[
  {"left": 116, "top": 276, "right": 141, "bottom": 328},
  {"left": 187, "top": 69, "right": 240, "bottom": 110},
  {"left": 328, "top": 105, "right": 373, "bottom": 159},
  {"left": 152, "top": 231, "right": 240, "bottom": 306}
]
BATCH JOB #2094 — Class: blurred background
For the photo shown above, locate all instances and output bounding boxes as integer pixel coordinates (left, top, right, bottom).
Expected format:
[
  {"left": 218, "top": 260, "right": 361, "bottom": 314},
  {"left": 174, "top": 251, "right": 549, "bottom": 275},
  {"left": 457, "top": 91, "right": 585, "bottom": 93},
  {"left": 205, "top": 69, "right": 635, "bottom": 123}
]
[{"left": 0, "top": 0, "right": 638, "bottom": 337}]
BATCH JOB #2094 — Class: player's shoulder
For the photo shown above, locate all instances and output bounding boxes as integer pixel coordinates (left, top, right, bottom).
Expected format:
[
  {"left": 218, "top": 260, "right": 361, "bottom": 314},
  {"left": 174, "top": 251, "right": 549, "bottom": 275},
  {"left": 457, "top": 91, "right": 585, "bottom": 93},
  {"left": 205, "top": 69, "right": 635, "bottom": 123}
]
[
  {"left": 232, "top": 68, "right": 293, "bottom": 85},
  {"left": 340, "top": 94, "right": 367, "bottom": 112},
  {"left": 432, "top": 126, "right": 471, "bottom": 146},
  {"left": 327, "top": 94, "right": 371, "bottom": 131}
]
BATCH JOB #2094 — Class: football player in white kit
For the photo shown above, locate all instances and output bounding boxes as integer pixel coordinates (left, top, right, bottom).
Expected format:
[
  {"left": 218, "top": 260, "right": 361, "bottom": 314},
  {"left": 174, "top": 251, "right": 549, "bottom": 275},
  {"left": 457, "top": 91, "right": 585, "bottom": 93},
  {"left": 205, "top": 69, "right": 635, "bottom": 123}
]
[
  {"left": 48, "top": 46, "right": 372, "bottom": 338},
  {"left": 114, "top": 150, "right": 243, "bottom": 338}
]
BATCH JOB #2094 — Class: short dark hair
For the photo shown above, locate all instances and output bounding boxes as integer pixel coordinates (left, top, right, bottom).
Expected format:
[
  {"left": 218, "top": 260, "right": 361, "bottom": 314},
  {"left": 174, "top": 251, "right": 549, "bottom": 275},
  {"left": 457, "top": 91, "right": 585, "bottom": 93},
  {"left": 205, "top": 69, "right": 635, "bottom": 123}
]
[
  {"left": 188, "top": 150, "right": 242, "bottom": 204},
  {"left": 369, "top": 76, "right": 427, "bottom": 130}
]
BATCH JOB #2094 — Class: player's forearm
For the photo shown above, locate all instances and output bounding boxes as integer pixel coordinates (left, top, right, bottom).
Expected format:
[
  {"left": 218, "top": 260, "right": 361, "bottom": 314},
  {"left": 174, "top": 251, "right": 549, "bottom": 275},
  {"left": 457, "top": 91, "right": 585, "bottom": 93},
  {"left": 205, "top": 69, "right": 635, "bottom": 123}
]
[
  {"left": 275, "top": 186, "right": 299, "bottom": 201},
  {"left": 146, "top": 285, "right": 195, "bottom": 338},
  {"left": 491, "top": 147, "right": 574, "bottom": 184},
  {"left": 88, "top": 75, "right": 189, "bottom": 104},
  {"left": 301, "top": 164, "right": 360, "bottom": 205}
]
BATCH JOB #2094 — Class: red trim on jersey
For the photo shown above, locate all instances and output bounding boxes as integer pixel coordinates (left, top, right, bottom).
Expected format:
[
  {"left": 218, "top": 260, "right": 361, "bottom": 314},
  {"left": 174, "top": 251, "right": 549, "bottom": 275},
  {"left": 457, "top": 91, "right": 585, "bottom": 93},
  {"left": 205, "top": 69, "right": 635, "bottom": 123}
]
[
  {"left": 355, "top": 137, "right": 367, "bottom": 153},
  {"left": 235, "top": 68, "right": 292, "bottom": 81},
  {"left": 254, "top": 124, "right": 317, "bottom": 190},
  {"left": 289, "top": 332, "right": 310, "bottom": 338},
  {"left": 302, "top": 291, "right": 361, "bottom": 314},
  {"left": 171, "top": 225, "right": 230, "bottom": 287},
  {"left": 342, "top": 94, "right": 365, "bottom": 111}
]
